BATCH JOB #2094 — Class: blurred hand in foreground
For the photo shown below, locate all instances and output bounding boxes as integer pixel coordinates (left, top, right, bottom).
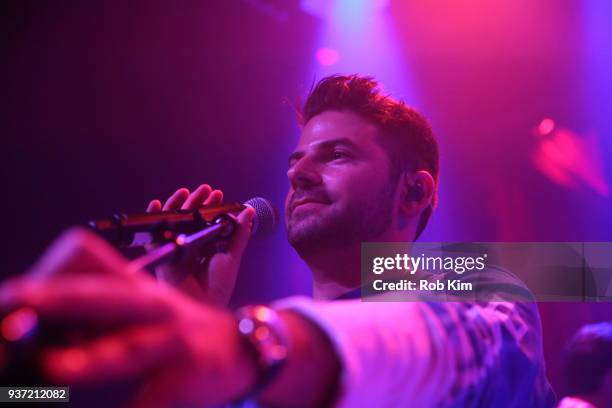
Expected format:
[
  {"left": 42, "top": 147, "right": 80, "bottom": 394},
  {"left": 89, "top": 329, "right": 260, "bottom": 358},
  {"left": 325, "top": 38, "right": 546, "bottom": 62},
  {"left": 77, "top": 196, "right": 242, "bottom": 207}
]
[{"left": 0, "top": 228, "right": 256, "bottom": 408}]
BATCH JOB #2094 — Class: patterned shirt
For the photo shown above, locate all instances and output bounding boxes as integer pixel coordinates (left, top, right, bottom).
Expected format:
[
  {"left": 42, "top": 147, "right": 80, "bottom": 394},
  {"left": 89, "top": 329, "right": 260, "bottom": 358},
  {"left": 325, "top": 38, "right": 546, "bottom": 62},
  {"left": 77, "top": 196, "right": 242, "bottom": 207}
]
[{"left": 233, "top": 267, "right": 556, "bottom": 407}]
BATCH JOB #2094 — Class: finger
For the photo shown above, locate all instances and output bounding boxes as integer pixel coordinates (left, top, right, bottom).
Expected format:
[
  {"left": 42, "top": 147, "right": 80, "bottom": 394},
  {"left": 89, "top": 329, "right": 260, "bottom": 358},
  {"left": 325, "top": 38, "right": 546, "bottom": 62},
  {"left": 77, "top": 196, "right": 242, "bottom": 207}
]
[
  {"left": 0, "top": 277, "right": 169, "bottom": 330},
  {"left": 146, "top": 200, "right": 162, "bottom": 212},
  {"left": 181, "top": 184, "right": 212, "bottom": 210},
  {"left": 162, "top": 188, "right": 190, "bottom": 211},
  {"left": 203, "top": 189, "right": 223, "bottom": 206},
  {"left": 42, "top": 324, "right": 181, "bottom": 385},
  {"left": 26, "top": 228, "right": 134, "bottom": 281}
]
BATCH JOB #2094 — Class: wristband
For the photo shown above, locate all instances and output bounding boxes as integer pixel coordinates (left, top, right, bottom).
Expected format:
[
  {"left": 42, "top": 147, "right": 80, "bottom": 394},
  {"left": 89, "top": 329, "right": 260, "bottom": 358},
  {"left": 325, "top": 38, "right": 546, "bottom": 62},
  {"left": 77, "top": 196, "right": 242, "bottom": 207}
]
[{"left": 235, "top": 305, "right": 290, "bottom": 399}]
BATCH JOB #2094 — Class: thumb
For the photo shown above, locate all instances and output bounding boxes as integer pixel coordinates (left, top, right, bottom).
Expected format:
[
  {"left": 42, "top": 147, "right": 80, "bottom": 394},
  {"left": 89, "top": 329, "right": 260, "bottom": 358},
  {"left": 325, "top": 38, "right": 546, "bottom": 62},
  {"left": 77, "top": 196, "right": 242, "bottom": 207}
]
[{"left": 227, "top": 206, "right": 256, "bottom": 256}]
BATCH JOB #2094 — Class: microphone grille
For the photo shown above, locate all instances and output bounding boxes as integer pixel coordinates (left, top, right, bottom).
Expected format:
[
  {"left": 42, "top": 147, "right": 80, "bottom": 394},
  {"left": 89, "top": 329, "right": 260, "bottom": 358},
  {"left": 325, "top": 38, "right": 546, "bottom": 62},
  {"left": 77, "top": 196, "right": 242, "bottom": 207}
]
[{"left": 244, "top": 197, "right": 279, "bottom": 236}]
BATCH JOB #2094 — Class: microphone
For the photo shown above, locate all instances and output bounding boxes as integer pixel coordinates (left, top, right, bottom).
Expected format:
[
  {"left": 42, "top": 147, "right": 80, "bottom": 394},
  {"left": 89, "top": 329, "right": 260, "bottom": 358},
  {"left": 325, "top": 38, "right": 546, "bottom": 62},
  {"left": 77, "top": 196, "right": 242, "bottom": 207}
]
[{"left": 89, "top": 197, "right": 279, "bottom": 247}]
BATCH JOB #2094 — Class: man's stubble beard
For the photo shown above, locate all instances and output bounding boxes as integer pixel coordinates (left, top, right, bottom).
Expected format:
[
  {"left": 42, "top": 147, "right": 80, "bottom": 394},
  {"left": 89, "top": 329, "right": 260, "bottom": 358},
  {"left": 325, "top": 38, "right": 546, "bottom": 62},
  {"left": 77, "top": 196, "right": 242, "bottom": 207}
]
[{"left": 286, "top": 183, "right": 396, "bottom": 259}]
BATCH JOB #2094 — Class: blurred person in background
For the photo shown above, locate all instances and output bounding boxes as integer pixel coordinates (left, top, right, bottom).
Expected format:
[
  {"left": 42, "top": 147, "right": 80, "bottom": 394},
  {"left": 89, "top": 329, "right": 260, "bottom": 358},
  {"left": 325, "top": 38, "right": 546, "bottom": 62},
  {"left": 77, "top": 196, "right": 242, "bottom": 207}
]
[{"left": 557, "top": 322, "right": 612, "bottom": 408}]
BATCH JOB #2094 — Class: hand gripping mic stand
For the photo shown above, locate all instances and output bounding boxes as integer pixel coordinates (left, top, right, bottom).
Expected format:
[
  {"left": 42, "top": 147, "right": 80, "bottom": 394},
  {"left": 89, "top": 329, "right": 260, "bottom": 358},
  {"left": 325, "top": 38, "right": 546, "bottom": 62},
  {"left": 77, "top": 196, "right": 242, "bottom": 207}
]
[
  {"left": 89, "top": 197, "right": 278, "bottom": 273},
  {"left": 126, "top": 214, "right": 237, "bottom": 273}
]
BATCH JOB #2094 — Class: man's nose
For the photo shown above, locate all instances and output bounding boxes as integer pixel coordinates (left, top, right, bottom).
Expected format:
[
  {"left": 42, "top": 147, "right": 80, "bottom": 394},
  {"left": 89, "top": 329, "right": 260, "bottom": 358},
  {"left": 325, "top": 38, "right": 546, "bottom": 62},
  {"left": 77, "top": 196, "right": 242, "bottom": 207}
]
[{"left": 287, "top": 156, "right": 322, "bottom": 189}]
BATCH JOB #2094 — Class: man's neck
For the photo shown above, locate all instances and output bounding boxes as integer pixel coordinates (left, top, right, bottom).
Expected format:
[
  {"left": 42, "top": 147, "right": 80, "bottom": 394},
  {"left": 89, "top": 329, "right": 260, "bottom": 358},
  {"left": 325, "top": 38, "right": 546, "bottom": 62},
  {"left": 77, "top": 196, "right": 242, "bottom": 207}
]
[{"left": 304, "top": 246, "right": 362, "bottom": 300}]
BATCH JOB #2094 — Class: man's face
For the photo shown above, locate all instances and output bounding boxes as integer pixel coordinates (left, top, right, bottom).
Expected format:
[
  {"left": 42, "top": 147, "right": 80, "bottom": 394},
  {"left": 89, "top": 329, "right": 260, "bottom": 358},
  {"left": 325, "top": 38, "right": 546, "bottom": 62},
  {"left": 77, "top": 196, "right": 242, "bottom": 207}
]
[{"left": 285, "top": 110, "right": 398, "bottom": 257}]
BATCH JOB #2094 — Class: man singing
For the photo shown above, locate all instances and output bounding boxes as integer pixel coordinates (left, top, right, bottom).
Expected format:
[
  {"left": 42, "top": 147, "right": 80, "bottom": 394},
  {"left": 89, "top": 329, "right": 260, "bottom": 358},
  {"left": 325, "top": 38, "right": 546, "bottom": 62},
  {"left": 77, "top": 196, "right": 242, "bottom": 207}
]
[{"left": 0, "top": 75, "right": 555, "bottom": 407}]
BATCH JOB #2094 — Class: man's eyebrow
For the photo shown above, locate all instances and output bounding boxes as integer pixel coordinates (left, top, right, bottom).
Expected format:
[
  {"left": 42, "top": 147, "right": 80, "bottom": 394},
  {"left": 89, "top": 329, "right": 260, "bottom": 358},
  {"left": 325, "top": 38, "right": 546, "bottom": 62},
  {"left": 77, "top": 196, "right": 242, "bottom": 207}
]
[
  {"left": 288, "top": 138, "right": 361, "bottom": 165},
  {"left": 317, "top": 138, "right": 360, "bottom": 151}
]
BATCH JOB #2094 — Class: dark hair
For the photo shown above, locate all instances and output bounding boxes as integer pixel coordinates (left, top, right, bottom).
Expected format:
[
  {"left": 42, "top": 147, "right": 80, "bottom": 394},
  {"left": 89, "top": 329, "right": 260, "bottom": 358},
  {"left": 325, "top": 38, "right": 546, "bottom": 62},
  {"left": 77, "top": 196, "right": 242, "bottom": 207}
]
[
  {"left": 298, "top": 74, "right": 439, "bottom": 240},
  {"left": 561, "top": 322, "right": 612, "bottom": 396}
]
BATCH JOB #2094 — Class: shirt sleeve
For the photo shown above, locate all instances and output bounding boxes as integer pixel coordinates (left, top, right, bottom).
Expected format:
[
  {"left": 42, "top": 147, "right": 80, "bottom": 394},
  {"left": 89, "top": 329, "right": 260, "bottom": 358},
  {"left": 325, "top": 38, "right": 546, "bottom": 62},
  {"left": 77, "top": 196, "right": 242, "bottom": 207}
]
[{"left": 272, "top": 296, "right": 554, "bottom": 407}]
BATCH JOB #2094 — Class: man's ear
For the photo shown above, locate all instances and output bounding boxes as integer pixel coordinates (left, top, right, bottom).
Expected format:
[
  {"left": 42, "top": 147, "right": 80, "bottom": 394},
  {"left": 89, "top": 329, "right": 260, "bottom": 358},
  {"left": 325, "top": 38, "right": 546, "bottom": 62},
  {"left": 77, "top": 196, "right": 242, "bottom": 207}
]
[{"left": 399, "top": 170, "right": 435, "bottom": 217}]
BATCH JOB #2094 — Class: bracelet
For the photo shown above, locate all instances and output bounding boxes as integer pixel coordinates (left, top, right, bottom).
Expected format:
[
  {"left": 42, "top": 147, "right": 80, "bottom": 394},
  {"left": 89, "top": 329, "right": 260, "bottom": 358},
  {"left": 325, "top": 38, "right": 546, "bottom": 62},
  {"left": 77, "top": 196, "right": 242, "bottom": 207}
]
[{"left": 235, "top": 305, "right": 290, "bottom": 399}]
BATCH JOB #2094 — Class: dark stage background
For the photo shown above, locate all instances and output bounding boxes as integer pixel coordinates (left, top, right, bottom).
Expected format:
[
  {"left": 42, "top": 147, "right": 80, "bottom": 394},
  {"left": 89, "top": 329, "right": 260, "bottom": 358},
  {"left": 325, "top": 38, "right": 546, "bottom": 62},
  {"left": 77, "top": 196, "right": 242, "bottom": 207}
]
[{"left": 4, "top": 0, "right": 612, "bottom": 395}]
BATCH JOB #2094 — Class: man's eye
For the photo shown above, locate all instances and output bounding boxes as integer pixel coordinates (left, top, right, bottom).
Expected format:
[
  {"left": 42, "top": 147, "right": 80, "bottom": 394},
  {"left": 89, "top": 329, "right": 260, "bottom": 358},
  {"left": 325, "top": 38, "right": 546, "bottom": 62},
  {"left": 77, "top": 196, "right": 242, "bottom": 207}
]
[{"left": 332, "top": 151, "right": 349, "bottom": 160}]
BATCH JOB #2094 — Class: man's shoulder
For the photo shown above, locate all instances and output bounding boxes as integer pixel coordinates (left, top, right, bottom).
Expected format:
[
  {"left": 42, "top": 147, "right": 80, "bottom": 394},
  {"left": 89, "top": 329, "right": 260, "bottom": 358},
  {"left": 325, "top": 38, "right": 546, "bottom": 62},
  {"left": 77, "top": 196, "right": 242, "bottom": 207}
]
[{"left": 439, "top": 264, "right": 537, "bottom": 303}]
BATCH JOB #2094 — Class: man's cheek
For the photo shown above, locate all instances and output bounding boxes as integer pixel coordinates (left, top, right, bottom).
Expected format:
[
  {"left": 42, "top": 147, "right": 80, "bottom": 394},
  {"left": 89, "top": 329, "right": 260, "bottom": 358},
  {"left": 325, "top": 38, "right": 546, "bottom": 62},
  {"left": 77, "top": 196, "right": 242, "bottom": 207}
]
[{"left": 344, "top": 178, "right": 379, "bottom": 198}]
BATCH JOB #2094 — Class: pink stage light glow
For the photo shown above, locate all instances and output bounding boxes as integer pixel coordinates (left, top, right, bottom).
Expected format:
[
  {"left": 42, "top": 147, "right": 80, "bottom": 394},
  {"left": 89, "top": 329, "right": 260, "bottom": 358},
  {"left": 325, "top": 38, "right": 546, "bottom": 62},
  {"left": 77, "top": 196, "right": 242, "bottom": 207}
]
[
  {"left": 316, "top": 47, "right": 340, "bottom": 66},
  {"left": 537, "top": 118, "right": 555, "bottom": 136},
  {"left": 533, "top": 120, "right": 610, "bottom": 196}
]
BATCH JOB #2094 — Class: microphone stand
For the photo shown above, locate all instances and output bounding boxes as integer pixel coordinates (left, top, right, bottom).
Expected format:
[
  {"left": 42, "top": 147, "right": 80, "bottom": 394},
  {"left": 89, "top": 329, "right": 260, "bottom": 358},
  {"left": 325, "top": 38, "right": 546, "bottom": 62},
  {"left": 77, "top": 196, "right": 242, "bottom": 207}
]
[{"left": 126, "top": 214, "right": 237, "bottom": 273}]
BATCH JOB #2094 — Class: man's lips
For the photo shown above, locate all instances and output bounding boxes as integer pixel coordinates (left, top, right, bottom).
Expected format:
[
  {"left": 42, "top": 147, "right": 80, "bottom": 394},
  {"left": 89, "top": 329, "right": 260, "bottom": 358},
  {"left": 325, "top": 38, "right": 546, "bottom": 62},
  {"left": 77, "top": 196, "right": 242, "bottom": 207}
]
[{"left": 290, "top": 198, "right": 329, "bottom": 213}]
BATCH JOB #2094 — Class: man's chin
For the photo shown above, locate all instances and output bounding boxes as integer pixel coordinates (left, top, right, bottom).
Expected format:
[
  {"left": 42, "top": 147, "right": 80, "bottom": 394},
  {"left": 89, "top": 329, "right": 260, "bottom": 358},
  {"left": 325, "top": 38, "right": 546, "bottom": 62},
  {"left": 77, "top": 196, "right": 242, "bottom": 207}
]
[
  {"left": 287, "top": 223, "right": 326, "bottom": 255},
  {"left": 286, "top": 225, "right": 314, "bottom": 243},
  {"left": 286, "top": 220, "right": 350, "bottom": 258},
  {"left": 285, "top": 210, "right": 324, "bottom": 235}
]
